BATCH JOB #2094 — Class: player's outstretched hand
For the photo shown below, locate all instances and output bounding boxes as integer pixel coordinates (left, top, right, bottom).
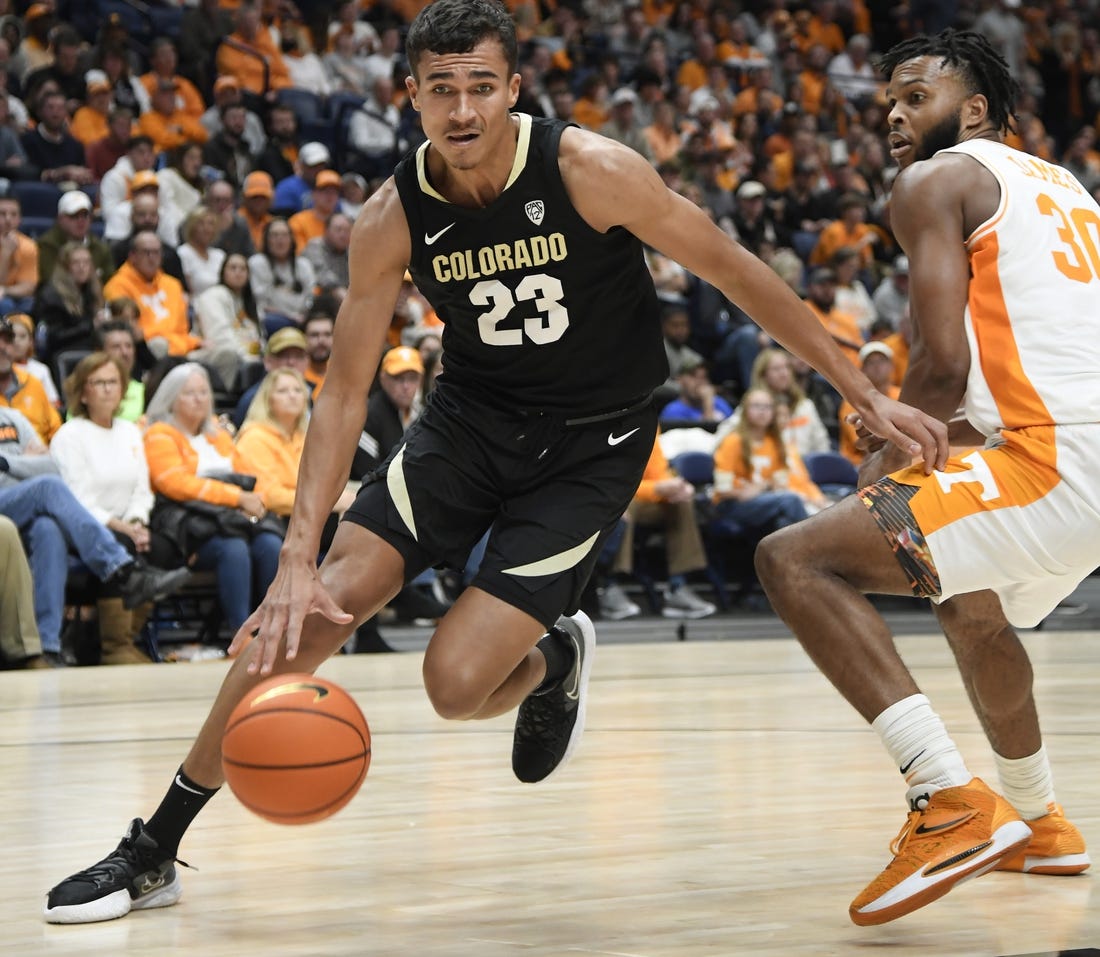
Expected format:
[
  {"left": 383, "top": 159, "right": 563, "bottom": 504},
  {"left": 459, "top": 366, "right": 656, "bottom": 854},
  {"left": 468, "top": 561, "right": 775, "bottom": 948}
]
[
  {"left": 852, "top": 392, "right": 948, "bottom": 475},
  {"left": 228, "top": 552, "right": 353, "bottom": 676}
]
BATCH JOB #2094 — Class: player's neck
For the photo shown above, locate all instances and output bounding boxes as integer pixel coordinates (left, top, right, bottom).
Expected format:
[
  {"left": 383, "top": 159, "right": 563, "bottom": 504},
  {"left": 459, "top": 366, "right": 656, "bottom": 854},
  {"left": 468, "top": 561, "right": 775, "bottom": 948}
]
[{"left": 428, "top": 115, "right": 520, "bottom": 209}]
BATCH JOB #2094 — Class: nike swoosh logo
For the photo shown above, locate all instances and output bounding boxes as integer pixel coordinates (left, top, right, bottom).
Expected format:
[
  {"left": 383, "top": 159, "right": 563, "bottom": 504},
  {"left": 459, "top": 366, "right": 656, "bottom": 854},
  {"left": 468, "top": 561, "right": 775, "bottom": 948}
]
[
  {"left": 914, "top": 813, "right": 973, "bottom": 836},
  {"left": 174, "top": 773, "right": 206, "bottom": 796},
  {"left": 424, "top": 223, "right": 455, "bottom": 245},
  {"left": 899, "top": 749, "right": 926, "bottom": 775},
  {"left": 607, "top": 428, "right": 640, "bottom": 446},
  {"left": 137, "top": 873, "right": 166, "bottom": 896},
  {"left": 563, "top": 634, "right": 581, "bottom": 700},
  {"left": 251, "top": 681, "right": 330, "bottom": 705}
]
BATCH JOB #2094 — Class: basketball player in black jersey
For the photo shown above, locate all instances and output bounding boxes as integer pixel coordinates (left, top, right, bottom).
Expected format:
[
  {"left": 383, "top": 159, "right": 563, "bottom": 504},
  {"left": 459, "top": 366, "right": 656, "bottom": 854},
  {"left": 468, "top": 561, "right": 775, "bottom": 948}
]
[{"left": 43, "top": 0, "right": 945, "bottom": 925}]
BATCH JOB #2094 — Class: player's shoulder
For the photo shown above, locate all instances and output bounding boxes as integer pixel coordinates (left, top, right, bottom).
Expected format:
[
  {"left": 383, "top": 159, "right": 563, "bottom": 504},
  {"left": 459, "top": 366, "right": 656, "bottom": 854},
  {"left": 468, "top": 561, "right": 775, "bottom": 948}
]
[
  {"left": 558, "top": 123, "right": 653, "bottom": 179},
  {"left": 892, "top": 151, "right": 981, "bottom": 209}
]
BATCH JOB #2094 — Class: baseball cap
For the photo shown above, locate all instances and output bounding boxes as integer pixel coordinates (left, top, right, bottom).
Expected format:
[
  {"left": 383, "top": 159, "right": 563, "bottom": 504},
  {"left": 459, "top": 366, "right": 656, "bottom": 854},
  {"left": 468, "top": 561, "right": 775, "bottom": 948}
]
[
  {"left": 266, "top": 327, "right": 308, "bottom": 356},
  {"left": 130, "top": 170, "right": 159, "bottom": 193},
  {"left": 299, "top": 142, "right": 331, "bottom": 166},
  {"left": 807, "top": 266, "right": 837, "bottom": 285},
  {"left": 381, "top": 346, "right": 424, "bottom": 377},
  {"left": 677, "top": 355, "right": 706, "bottom": 375},
  {"left": 893, "top": 255, "right": 910, "bottom": 275},
  {"left": 858, "top": 341, "right": 894, "bottom": 364},
  {"left": 213, "top": 76, "right": 240, "bottom": 95},
  {"left": 314, "top": 169, "right": 341, "bottom": 190},
  {"left": 610, "top": 87, "right": 637, "bottom": 107},
  {"left": 58, "top": 190, "right": 93, "bottom": 216},
  {"left": 25, "top": 3, "right": 50, "bottom": 21},
  {"left": 737, "top": 180, "right": 767, "bottom": 200},
  {"left": 243, "top": 171, "right": 274, "bottom": 198},
  {"left": 689, "top": 89, "right": 720, "bottom": 115}
]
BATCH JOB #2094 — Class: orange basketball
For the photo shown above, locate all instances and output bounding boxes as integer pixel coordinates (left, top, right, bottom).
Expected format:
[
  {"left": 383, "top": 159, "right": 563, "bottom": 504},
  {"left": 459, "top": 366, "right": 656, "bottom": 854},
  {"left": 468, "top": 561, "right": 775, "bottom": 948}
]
[{"left": 222, "top": 674, "right": 371, "bottom": 825}]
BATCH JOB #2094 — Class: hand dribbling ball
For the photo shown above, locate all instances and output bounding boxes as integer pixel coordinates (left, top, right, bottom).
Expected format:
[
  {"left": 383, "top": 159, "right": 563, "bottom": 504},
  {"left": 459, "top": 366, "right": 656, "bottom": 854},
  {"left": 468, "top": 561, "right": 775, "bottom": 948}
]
[{"left": 222, "top": 674, "right": 371, "bottom": 825}]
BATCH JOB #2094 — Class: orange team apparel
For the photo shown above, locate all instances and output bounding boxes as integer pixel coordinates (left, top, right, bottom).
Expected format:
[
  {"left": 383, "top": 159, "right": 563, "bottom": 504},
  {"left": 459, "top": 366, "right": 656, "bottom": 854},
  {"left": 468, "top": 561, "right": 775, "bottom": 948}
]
[
  {"left": 136, "top": 108, "right": 210, "bottom": 153},
  {"left": 1, "top": 367, "right": 60, "bottom": 443},
  {"left": 232, "top": 421, "right": 305, "bottom": 517},
  {"left": 859, "top": 138, "right": 1100, "bottom": 628},
  {"left": 144, "top": 423, "right": 246, "bottom": 506},
  {"left": 139, "top": 73, "right": 205, "bottom": 118},
  {"left": 804, "top": 299, "right": 862, "bottom": 365},
  {"left": 288, "top": 208, "right": 326, "bottom": 253},
  {"left": 216, "top": 30, "right": 292, "bottom": 94},
  {"left": 713, "top": 432, "right": 823, "bottom": 501},
  {"left": 105, "top": 262, "right": 201, "bottom": 356}
]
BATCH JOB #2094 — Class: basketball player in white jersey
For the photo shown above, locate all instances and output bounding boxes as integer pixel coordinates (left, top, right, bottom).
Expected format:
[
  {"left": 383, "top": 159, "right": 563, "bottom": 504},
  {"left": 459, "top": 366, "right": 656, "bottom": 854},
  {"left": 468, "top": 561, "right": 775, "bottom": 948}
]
[{"left": 755, "top": 30, "right": 1093, "bottom": 926}]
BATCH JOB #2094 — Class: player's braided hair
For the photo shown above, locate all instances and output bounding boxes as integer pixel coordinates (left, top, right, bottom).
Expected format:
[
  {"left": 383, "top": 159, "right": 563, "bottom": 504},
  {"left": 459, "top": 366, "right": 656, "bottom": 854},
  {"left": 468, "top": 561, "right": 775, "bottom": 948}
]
[{"left": 877, "top": 29, "right": 1020, "bottom": 135}]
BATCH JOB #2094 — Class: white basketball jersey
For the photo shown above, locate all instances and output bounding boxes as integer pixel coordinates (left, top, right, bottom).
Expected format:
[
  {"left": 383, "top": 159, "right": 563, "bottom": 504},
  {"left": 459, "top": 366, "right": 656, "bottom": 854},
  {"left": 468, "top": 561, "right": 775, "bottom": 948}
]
[{"left": 939, "top": 139, "right": 1100, "bottom": 435}]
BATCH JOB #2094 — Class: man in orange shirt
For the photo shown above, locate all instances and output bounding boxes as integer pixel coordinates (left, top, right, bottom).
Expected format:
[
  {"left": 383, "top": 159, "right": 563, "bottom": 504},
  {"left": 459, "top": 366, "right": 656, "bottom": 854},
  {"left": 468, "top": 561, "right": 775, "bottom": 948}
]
[
  {"left": 103, "top": 230, "right": 200, "bottom": 358},
  {"left": 837, "top": 341, "right": 900, "bottom": 465},
  {"left": 139, "top": 38, "right": 205, "bottom": 119},
  {"left": 0, "top": 195, "right": 39, "bottom": 316},
  {"left": 811, "top": 192, "right": 883, "bottom": 270},
  {"left": 802, "top": 266, "right": 863, "bottom": 366},
  {"left": 68, "top": 75, "right": 113, "bottom": 147},
  {"left": 137, "top": 80, "right": 210, "bottom": 155},
  {"left": 0, "top": 319, "right": 60, "bottom": 443},
  {"left": 288, "top": 170, "right": 341, "bottom": 251},
  {"left": 239, "top": 170, "right": 274, "bottom": 250},
  {"left": 215, "top": 0, "right": 292, "bottom": 97}
]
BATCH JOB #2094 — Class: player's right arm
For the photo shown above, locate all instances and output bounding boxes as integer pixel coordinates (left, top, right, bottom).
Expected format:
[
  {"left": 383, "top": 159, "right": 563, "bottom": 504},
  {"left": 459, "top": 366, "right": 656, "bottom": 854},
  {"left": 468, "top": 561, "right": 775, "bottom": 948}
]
[
  {"left": 859, "top": 154, "right": 985, "bottom": 482},
  {"left": 229, "top": 180, "right": 412, "bottom": 670}
]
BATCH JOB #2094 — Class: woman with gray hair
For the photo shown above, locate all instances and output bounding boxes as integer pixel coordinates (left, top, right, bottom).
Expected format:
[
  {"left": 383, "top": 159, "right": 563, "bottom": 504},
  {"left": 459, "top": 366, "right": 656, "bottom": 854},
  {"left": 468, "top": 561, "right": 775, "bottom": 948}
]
[{"left": 144, "top": 363, "right": 283, "bottom": 632}]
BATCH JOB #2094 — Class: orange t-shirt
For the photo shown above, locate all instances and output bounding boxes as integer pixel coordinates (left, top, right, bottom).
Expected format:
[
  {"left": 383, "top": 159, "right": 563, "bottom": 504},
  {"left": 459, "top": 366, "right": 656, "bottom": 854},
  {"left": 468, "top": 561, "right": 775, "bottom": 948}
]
[
  {"left": 104, "top": 262, "right": 200, "bottom": 356},
  {"left": 69, "top": 106, "right": 110, "bottom": 146},
  {"left": 713, "top": 432, "right": 822, "bottom": 502},
  {"left": 0, "top": 367, "right": 60, "bottom": 443},
  {"left": 804, "top": 300, "right": 863, "bottom": 365},
  {"left": 139, "top": 73, "right": 206, "bottom": 118},
  {"left": 216, "top": 30, "right": 292, "bottom": 94},
  {"left": 288, "top": 208, "right": 326, "bottom": 253},
  {"left": 837, "top": 385, "right": 902, "bottom": 465}
]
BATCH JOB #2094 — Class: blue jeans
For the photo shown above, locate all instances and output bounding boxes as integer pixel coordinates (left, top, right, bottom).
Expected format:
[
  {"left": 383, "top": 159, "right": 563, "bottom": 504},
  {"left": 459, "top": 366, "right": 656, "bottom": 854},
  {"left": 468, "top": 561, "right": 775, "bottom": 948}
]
[
  {"left": 715, "top": 492, "right": 808, "bottom": 535},
  {"left": 194, "top": 531, "right": 283, "bottom": 631},
  {"left": 0, "top": 475, "right": 132, "bottom": 653}
]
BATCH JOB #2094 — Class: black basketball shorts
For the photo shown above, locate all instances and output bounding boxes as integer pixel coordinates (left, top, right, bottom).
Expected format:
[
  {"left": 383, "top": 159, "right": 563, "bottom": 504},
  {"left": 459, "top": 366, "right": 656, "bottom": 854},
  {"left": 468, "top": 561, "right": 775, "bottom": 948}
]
[{"left": 343, "top": 385, "right": 658, "bottom": 629}]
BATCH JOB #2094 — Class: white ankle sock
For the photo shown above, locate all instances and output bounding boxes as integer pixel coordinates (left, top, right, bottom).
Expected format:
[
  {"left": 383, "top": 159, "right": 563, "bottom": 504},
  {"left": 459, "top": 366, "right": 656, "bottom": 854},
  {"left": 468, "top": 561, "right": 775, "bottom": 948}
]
[
  {"left": 994, "top": 746, "right": 1056, "bottom": 820},
  {"left": 871, "top": 694, "right": 973, "bottom": 809}
]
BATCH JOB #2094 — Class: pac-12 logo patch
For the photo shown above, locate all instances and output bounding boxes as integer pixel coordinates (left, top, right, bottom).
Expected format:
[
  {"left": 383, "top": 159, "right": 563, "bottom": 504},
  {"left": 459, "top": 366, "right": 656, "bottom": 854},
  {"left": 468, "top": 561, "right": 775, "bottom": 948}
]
[{"left": 525, "top": 200, "right": 545, "bottom": 226}]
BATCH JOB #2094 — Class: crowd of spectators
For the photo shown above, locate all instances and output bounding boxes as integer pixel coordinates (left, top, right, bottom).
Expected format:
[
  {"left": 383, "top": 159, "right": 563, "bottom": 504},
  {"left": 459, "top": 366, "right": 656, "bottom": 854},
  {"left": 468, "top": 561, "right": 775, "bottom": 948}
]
[{"left": 3, "top": 0, "right": 1100, "bottom": 662}]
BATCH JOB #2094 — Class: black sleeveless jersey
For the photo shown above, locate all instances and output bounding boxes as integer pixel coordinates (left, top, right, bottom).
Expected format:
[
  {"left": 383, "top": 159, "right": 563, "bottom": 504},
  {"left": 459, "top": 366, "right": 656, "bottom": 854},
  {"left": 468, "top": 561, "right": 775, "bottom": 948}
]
[{"left": 393, "top": 114, "right": 667, "bottom": 415}]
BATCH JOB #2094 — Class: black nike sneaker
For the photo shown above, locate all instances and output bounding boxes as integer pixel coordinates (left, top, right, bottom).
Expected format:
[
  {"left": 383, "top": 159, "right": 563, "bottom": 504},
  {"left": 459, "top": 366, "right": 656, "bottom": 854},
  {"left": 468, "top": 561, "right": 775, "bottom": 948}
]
[
  {"left": 44, "top": 819, "right": 185, "bottom": 924},
  {"left": 512, "top": 611, "right": 595, "bottom": 784}
]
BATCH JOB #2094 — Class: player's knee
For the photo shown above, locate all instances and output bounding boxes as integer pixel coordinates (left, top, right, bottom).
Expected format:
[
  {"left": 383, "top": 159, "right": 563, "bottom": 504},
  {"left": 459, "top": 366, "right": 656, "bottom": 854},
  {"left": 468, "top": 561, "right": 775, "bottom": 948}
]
[
  {"left": 422, "top": 651, "right": 486, "bottom": 721},
  {"left": 755, "top": 526, "right": 801, "bottom": 594}
]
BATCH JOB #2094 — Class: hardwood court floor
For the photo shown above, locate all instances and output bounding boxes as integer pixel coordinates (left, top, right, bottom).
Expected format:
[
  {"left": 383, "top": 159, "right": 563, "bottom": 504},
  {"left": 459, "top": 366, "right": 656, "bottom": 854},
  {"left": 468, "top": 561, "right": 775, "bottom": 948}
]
[{"left": 1, "top": 628, "right": 1096, "bottom": 957}]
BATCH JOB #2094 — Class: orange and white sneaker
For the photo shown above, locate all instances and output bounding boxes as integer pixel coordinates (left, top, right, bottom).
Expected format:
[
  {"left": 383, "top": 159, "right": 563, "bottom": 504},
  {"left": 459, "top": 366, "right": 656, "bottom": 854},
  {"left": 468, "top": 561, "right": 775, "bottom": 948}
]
[
  {"left": 997, "top": 804, "right": 1091, "bottom": 875},
  {"left": 849, "top": 778, "right": 1032, "bottom": 926}
]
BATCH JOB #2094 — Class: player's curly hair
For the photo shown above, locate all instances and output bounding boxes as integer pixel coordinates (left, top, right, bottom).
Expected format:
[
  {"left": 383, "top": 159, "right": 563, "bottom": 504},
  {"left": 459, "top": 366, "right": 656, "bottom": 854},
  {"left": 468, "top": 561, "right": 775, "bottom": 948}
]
[
  {"left": 406, "top": 0, "right": 518, "bottom": 80},
  {"left": 877, "top": 29, "right": 1020, "bottom": 135}
]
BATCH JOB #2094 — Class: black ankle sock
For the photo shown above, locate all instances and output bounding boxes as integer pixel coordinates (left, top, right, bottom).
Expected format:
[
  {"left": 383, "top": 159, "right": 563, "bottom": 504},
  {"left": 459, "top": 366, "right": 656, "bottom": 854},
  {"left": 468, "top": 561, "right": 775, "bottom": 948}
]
[
  {"left": 533, "top": 628, "right": 573, "bottom": 694},
  {"left": 145, "top": 766, "right": 220, "bottom": 858}
]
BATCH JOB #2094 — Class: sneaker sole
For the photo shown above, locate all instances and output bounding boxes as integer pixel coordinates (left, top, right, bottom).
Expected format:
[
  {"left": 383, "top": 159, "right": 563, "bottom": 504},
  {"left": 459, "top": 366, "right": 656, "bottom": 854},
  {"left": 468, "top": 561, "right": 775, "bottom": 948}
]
[
  {"left": 850, "top": 820, "right": 1032, "bottom": 926},
  {"left": 539, "top": 610, "right": 596, "bottom": 784},
  {"left": 602, "top": 607, "right": 641, "bottom": 621},
  {"left": 44, "top": 873, "right": 181, "bottom": 924},
  {"left": 997, "top": 851, "right": 1091, "bottom": 875}
]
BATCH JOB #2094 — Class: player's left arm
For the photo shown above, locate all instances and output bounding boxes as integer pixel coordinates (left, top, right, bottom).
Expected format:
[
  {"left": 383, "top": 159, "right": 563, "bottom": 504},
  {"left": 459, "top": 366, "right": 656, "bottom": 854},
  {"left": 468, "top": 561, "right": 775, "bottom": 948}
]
[{"left": 559, "top": 129, "right": 948, "bottom": 471}]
